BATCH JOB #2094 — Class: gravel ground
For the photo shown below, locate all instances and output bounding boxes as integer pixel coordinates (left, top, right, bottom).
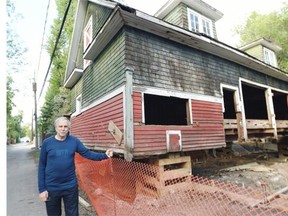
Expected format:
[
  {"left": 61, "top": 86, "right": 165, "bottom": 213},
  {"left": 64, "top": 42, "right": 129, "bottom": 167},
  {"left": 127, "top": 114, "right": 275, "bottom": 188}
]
[{"left": 79, "top": 190, "right": 97, "bottom": 216}]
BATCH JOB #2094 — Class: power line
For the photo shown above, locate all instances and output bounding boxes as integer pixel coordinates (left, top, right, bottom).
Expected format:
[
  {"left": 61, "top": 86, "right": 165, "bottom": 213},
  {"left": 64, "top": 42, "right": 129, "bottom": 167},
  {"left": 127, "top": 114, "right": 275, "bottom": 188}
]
[
  {"left": 35, "top": 0, "right": 51, "bottom": 81},
  {"left": 38, "top": 0, "right": 72, "bottom": 100},
  {"left": 33, "top": 0, "right": 51, "bottom": 149}
]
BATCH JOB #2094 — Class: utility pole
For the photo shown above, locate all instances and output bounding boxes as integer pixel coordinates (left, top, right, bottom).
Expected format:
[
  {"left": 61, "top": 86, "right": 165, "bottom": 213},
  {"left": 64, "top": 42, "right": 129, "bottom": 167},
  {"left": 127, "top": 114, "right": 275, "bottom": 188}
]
[
  {"left": 31, "top": 109, "right": 34, "bottom": 143},
  {"left": 33, "top": 81, "right": 39, "bottom": 149}
]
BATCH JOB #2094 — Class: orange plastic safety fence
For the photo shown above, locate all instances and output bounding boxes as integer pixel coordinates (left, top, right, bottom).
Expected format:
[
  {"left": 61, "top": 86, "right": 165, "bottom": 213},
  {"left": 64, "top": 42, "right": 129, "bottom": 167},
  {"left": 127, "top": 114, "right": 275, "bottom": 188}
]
[{"left": 75, "top": 154, "right": 288, "bottom": 216}]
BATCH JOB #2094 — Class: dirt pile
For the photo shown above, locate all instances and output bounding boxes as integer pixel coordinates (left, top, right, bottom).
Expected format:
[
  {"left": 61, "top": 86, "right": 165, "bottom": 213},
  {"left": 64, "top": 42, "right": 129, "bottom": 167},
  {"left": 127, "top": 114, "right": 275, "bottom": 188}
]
[{"left": 192, "top": 142, "right": 288, "bottom": 193}]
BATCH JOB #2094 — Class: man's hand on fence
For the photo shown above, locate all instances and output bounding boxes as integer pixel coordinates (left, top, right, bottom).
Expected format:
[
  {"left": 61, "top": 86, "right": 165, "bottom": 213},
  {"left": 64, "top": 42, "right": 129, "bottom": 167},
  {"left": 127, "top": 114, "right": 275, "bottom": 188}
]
[{"left": 106, "top": 149, "right": 113, "bottom": 158}]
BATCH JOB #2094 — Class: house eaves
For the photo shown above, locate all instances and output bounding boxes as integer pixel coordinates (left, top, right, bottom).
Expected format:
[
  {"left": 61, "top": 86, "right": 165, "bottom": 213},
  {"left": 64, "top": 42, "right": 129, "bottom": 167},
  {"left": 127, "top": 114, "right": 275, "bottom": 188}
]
[
  {"left": 154, "top": 0, "right": 223, "bottom": 21},
  {"left": 64, "top": 0, "right": 118, "bottom": 86},
  {"left": 64, "top": 68, "right": 83, "bottom": 88},
  {"left": 83, "top": 7, "right": 288, "bottom": 83},
  {"left": 239, "top": 38, "right": 282, "bottom": 52}
]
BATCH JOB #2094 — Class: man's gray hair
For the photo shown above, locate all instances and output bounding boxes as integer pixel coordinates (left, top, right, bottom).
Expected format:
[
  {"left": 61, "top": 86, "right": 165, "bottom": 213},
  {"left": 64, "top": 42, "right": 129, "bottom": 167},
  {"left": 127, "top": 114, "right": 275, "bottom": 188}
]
[{"left": 54, "top": 117, "right": 71, "bottom": 128}]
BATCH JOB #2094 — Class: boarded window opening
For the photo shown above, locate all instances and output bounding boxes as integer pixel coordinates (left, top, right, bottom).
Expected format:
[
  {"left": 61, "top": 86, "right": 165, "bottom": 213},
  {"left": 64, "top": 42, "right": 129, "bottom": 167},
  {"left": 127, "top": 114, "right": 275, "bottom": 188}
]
[{"left": 144, "top": 94, "right": 188, "bottom": 125}]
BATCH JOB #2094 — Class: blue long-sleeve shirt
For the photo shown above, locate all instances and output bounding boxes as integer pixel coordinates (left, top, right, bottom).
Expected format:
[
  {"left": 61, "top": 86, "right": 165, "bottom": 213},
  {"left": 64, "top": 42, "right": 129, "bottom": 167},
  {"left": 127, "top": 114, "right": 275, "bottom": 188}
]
[{"left": 38, "top": 135, "right": 108, "bottom": 193}]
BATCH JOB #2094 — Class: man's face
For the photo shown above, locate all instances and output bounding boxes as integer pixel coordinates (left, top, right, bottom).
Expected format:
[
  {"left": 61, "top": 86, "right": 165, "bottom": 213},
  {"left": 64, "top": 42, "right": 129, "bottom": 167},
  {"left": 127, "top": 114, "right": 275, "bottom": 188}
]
[{"left": 55, "top": 120, "right": 70, "bottom": 138}]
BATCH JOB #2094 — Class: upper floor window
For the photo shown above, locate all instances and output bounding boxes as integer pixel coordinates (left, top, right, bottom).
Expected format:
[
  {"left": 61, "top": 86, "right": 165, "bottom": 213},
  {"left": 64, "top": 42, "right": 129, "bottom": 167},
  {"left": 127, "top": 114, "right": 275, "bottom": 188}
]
[
  {"left": 187, "top": 8, "right": 214, "bottom": 38},
  {"left": 263, "top": 47, "right": 277, "bottom": 67},
  {"left": 83, "top": 16, "right": 93, "bottom": 69},
  {"left": 84, "top": 16, "right": 93, "bottom": 52}
]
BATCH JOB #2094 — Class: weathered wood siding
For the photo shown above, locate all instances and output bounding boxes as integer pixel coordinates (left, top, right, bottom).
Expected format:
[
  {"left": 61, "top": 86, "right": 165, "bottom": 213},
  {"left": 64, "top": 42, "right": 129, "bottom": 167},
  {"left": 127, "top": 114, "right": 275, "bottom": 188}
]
[
  {"left": 86, "top": 3, "right": 112, "bottom": 40},
  {"left": 125, "top": 28, "right": 288, "bottom": 95},
  {"left": 133, "top": 92, "right": 142, "bottom": 123},
  {"left": 82, "top": 31, "right": 126, "bottom": 108},
  {"left": 189, "top": 100, "right": 225, "bottom": 149},
  {"left": 162, "top": 3, "right": 186, "bottom": 28},
  {"left": 132, "top": 92, "right": 225, "bottom": 156},
  {"left": 244, "top": 45, "right": 264, "bottom": 62},
  {"left": 71, "top": 93, "right": 124, "bottom": 148}
]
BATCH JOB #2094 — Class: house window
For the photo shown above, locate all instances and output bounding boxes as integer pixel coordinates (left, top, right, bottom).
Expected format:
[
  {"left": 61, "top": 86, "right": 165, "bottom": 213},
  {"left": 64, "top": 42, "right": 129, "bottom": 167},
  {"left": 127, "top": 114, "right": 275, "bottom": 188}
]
[
  {"left": 187, "top": 8, "right": 214, "bottom": 37},
  {"left": 83, "top": 16, "right": 93, "bottom": 69},
  {"left": 144, "top": 94, "right": 189, "bottom": 125},
  {"left": 76, "top": 94, "right": 82, "bottom": 114},
  {"left": 84, "top": 16, "right": 93, "bottom": 52},
  {"left": 263, "top": 47, "right": 277, "bottom": 67}
]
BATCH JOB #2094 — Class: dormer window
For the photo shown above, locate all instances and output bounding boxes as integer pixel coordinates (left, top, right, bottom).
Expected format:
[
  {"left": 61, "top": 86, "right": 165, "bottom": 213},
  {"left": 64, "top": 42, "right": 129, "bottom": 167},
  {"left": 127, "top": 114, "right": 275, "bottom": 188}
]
[
  {"left": 263, "top": 47, "right": 277, "bottom": 67},
  {"left": 187, "top": 8, "right": 213, "bottom": 38}
]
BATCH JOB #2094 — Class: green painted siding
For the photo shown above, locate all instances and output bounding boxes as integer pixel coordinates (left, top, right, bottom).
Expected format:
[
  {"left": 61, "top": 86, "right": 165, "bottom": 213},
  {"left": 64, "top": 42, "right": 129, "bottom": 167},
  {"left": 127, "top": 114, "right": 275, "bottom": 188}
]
[
  {"left": 81, "top": 30, "right": 126, "bottom": 108},
  {"left": 162, "top": 3, "right": 186, "bottom": 28},
  {"left": 244, "top": 45, "right": 264, "bottom": 61}
]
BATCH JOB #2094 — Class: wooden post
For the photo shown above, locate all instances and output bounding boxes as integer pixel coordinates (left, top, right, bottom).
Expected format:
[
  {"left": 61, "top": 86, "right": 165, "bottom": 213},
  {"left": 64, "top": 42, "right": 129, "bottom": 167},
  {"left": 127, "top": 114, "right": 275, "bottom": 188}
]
[
  {"left": 265, "top": 88, "right": 277, "bottom": 139},
  {"left": 124, "top": 68, "right": 134, "bottom": 161}
]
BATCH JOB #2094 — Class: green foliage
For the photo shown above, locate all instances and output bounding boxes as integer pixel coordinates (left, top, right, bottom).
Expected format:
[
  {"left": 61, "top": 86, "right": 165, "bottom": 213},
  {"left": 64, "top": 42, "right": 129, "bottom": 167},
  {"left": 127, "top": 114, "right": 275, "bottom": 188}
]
[
  {"left": 7, "top": 77, "right": 24, "bottom": 143},
  {"left": 21, "top": 124, "right": 32, "bottom": 138},
  {"left": 6, "top": 0, "right": 27, "bottom": 74},
  {"left": 6, "top": 76, "right": 15, "bottom": 118},
  {"left": 236, "top": 3, "right": 288, "bottom": 72},
  {"left": 38, "top": 0, "right": 77, "bottom": 139},
  {"left": 7, "top": 112, "right": 23, "bottom": 144},
  {"left": 6, "top": 0, "right": 28, "bottom": 143}
]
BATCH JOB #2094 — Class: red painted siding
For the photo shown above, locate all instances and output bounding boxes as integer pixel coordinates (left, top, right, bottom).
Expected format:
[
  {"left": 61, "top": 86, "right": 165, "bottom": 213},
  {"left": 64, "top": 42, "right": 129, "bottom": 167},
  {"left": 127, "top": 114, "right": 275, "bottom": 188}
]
[
  {"left": 71, "top": 93, "right": 124, "bottom": 148},
  {"left": 133, "top": 92, "right": 142, "bottom": 123},
  {"left": 133, "top": 96, "right": 226, "bottom": 155},
  {"left": 71, "top": 91, "right": 226, "bottom": 157}
]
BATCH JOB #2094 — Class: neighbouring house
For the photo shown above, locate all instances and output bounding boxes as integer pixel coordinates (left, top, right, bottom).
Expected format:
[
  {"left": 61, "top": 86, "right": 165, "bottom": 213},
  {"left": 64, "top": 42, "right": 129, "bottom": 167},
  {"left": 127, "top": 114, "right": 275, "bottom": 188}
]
[
  {"left": 239, "top": 38, "right": 282, "bottom": 69},
  {"left": 64, "top": 0, "right": 288, "bottom": 162}
]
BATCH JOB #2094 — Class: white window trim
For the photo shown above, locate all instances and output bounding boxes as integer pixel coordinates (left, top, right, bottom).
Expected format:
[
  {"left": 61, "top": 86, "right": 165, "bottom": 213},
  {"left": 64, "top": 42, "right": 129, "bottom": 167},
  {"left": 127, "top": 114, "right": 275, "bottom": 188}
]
[
  {"left": 263, "top": 47, "right": 277, "bottom": 67},
  {"left": 76, "top": 94, "right": 82, "bottom": 114},
  {"left": 83, "top": 16, "right": 93, "bottom": 52},
  {"left": 220, "top": 84, "right": 241, "bottom": 113},
  {"left": 187, "top": 8, "right": 214, "bottom": 38}
]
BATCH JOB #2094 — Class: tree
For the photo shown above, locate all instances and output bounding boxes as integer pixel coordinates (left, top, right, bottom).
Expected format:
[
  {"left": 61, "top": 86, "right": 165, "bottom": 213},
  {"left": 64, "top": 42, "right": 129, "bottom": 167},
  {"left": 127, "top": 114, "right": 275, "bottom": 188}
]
[
  {"left": 6, "top": 0, "right": 27, "bottom": 74},
  {"left": 236, "top": 3, "right": 288, "bottom": 72},
  {"left": 6, "top": 0, "right": 27, "bottom": 143},
  {"left": 38, "top": 0, "right": 76, "bottom": 139}
]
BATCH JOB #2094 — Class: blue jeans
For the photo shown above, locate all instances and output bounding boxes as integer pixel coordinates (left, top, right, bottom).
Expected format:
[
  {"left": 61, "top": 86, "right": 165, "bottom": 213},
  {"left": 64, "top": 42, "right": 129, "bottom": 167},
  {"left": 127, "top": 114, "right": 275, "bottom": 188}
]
[{"left": 45, "top": 185, "right": 79, "bottom": 216}]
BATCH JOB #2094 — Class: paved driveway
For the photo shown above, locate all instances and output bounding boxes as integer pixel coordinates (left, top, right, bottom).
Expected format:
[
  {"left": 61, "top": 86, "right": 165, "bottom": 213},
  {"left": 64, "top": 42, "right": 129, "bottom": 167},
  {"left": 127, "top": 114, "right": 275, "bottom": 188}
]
[{"left": 7, "top": 143, "right": 46, "bottom": 216}]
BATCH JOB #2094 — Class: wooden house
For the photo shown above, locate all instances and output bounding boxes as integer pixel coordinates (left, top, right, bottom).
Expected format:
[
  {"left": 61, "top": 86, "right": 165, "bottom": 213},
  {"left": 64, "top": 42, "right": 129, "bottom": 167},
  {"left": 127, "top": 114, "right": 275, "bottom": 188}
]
[{"left": 64, "top": 0, "right": 288, "bottom": 162}]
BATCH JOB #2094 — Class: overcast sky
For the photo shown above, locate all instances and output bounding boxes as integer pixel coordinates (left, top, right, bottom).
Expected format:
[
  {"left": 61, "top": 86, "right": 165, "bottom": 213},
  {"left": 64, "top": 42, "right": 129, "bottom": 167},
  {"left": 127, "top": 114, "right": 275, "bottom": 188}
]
[{"left": 11, "top": 0, "right": 287, "bottom": 124}]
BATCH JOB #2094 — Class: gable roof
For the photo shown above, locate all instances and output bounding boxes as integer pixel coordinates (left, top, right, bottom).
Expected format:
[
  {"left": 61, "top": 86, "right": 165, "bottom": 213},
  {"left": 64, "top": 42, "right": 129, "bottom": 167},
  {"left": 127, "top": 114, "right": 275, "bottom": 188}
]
[
  {"left": 65, "top": 0, "right": 288, "bottom": 86},
  {"left": 239, "top": 38, "right": 282, "bottom": 52}
]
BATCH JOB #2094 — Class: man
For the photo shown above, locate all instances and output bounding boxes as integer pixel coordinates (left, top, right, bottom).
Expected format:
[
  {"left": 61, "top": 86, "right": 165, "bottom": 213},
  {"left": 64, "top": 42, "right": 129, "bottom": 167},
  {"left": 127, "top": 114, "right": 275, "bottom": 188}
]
[{"left": 38, "top": 117, "right": 113, "bottom": 216}]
